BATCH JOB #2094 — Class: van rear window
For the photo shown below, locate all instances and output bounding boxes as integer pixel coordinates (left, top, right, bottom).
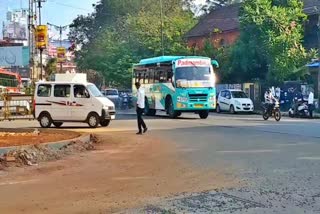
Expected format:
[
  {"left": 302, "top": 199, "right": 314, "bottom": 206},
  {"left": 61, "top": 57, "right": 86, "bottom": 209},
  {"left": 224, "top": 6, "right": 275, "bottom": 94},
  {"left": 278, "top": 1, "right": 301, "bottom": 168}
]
[
  {"left": 37, "top": 84, "right": 52, "bottom": 97},
  {"left": 54, "top": 85, "right": 71, "bottom": 97}
]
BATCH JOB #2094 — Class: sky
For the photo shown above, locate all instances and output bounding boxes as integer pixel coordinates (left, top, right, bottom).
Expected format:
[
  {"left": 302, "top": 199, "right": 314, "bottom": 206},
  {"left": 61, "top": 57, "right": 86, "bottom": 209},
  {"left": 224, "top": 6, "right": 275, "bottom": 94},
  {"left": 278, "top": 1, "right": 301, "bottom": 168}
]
[
  {"left": 0, "top": 0, "right": 205, "bottom": 39},
  {"left": 0, "top": 0, "right": 98, "bottom": 39}
]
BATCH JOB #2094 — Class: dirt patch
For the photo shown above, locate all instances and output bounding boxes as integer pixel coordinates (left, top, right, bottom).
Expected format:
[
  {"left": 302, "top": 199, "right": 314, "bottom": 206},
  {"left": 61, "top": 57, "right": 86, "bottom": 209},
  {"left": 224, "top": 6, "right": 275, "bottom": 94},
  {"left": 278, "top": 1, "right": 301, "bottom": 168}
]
[
  {"left": 0, "top": 137, "right": 96, "bottom": 168},
  {"left": 0, "top": 132, "right": 235, "bottom": 214},
  {"left": 0, "top": 128, "right": 80, "bottom": 147}
]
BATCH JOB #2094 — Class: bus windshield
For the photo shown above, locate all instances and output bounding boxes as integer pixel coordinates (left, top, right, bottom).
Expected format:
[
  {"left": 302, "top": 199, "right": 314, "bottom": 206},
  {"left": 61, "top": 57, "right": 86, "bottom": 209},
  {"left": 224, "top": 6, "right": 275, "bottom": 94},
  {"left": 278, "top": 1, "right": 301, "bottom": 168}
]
[{"left": 175, "top": 67, "right": 213, "bottom": 88}]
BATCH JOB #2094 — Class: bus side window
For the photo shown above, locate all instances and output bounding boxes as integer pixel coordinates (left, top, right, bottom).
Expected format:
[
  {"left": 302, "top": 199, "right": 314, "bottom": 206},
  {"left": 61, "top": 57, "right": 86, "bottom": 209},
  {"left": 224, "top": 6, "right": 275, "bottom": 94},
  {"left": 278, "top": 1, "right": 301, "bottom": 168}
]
[
  {"left": 167, "top": 70, "right": 173, "bottom": 82},
  {"left": 149, "top": 69, "right": 154, "bottom": 84},
  {"left": 154, "top": 69, "right": 159, "bottom": 83},
  {"left": 159, "top": 71, "right": 165, "bottom": 83},
  {"left": 144, "top": 72, "right": 149, "bottom": 84}
]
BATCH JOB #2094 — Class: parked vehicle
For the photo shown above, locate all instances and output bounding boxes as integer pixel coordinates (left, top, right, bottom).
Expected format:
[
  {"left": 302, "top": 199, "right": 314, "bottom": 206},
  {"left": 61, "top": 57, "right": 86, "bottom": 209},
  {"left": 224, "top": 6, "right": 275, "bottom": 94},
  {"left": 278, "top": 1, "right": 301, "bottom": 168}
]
[
  {"left": 34, "top": 81, "right": 116, "bottom": 128},
  {"left": 262, "top": 99, "right": 281, "bottom": 121},
  {"left": 288, "top": 98, "right": 310, "bottom": 118},
  {"left": 102, "top": 88, "right": 120, "bottom": 108},
  {"left": 216, "top": 89, "right": 254, "bottom": 113}
]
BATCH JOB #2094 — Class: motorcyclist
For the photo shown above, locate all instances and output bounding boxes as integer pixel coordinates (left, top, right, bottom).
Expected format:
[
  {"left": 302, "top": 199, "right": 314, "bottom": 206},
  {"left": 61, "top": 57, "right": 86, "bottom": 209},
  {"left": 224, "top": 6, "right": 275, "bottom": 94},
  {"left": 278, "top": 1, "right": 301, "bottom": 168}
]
[{"left": 264, "top": 89, "right": 276, "bottom": 113}]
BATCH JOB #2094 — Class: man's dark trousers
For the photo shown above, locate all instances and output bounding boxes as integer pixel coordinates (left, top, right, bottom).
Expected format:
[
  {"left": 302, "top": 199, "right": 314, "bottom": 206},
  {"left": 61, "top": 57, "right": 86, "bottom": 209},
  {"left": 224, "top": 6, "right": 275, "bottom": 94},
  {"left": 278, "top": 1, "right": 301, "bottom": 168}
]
[
  {"left": 136, "top": 107, "right": 146, "bottom": 133},
  {"left": 308, "top": 104, "right": 314, "bottom": 118}
]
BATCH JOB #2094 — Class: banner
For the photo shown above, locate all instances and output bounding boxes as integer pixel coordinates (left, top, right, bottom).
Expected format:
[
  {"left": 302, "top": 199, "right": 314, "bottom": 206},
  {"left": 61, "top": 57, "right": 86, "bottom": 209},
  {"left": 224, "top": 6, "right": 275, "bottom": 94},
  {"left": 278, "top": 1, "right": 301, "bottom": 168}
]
[
  {"left": 0, "top": 46, "right": 29, "bottom": 67},
  {"left": 36, "top": 25, "right": 48, "bottom": 50},
  {"left": 57, "top": 47, "right": 66, "bottom": 63}
]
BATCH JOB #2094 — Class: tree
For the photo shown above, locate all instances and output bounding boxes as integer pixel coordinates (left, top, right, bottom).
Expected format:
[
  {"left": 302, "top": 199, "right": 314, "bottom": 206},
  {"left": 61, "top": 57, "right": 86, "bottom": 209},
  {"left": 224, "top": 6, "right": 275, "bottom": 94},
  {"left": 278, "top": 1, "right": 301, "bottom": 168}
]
[
  {"left": 44, "top": 58, "right": 57, "bottom": 80},
  {"left": 229, "top": 0, "right": 317, "bottom": 84},
  {"left": 69, "top": 0, "right": 196, "bottom": 88},
  {"left": 200, "top": 0, "right": 242, "bottom": 14}
]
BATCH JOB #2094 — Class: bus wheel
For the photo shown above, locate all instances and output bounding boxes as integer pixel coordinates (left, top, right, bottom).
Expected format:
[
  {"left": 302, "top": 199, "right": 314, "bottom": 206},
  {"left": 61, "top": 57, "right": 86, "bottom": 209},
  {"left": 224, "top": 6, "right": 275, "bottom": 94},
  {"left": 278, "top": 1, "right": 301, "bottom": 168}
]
[
  {"left": 145, "top": 99, "right": 156, "bottom": 116},
  {"left": 167, "top": 98, "right": 179, "bottom": 119},
  {"left": 199, "top": 110, "right": 209, "bottom": 119}
]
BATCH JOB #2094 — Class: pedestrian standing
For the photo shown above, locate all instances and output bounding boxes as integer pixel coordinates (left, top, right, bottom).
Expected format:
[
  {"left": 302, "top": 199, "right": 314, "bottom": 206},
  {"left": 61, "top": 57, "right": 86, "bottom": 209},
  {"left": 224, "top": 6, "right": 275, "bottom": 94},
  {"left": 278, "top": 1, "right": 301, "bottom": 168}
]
[
  {"left": 308, "top": 89, "right": 314, "bottom": 118},
  {"left": 135, "top": 82, "right": 148, "bottom": 135}
]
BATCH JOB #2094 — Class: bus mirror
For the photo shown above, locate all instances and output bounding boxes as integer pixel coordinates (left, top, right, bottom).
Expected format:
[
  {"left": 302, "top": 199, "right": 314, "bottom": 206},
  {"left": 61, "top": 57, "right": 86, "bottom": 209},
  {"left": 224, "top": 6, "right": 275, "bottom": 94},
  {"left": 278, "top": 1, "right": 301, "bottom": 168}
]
[{"left": 211, "top": 60, "right": 219, "bottom": 68}]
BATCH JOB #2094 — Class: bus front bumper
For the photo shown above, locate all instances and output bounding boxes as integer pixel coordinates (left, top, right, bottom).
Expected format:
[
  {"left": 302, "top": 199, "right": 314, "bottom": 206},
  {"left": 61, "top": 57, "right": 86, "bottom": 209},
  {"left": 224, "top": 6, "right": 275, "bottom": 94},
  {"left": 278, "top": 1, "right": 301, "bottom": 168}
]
[{"left": 176, "top": 102, "right": 216, "bottom": 111}]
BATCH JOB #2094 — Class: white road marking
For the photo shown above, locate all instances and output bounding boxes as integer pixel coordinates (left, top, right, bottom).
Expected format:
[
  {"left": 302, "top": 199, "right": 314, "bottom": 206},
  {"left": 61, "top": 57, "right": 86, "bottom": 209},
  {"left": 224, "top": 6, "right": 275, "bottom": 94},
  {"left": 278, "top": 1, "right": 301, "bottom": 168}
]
[
  {"left": 297, "top": 157, "right": 320, "bottom": 160},
  {"left": 217, "top": 149, "right": 278, "bottom": 154}
]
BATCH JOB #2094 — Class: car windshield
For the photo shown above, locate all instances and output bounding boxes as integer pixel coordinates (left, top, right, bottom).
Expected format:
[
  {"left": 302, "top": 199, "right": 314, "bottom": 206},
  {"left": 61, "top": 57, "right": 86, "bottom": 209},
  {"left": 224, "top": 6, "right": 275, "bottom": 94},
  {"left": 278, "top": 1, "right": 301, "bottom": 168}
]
[
  {"left": 105, "top": 90, "right": 118, "bottom": 96},
  {"left": 175, "top": 67, "right": 211, "bottom": 81},
  {"left": 231, "top": 91, "right": 248, "bottom": 98},
  {"left": 87, "top": 85, "right": 103, "bottom": 97}
]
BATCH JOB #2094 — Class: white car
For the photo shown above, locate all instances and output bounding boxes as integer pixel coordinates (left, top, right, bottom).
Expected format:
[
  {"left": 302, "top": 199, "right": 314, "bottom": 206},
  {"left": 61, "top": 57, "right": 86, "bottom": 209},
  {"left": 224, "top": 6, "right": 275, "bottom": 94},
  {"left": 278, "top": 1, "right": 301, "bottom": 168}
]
[{"left": 217, "top": 89, "right": 254, "bottom": 113}]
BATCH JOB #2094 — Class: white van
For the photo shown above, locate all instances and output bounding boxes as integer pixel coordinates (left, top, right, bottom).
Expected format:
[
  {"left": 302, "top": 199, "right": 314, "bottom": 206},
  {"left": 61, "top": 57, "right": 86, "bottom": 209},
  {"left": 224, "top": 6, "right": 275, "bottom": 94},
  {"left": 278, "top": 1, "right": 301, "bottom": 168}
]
[{"left": 34, "top": 81, "right": 115, "bottom": 128}]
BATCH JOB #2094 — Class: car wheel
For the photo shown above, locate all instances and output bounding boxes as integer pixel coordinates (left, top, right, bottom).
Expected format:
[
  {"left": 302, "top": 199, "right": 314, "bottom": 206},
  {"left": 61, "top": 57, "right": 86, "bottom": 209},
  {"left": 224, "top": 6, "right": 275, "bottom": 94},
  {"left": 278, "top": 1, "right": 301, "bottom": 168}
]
[
  {"left": 229, "top": 105, "right": 235, "bottom": 114},
  {"left": 39, "top": 113, "right": 52, "bottom": 128},
  {"left": 216, "top": 104, "right": 221, "bottom": 113},
  {"left": 53, "top": 122, "right": 63, "bottom": 128},
  {"left": 87, "top": 113, "right": 100, "bottom": 128}
]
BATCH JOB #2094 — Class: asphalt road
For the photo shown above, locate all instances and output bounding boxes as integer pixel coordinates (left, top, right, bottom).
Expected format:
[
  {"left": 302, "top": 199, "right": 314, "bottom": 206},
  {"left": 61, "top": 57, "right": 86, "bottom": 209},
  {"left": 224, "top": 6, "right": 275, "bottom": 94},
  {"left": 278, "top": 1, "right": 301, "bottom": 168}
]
[{"left": 1, "top": 112, "right": 320, "bottom": 213}]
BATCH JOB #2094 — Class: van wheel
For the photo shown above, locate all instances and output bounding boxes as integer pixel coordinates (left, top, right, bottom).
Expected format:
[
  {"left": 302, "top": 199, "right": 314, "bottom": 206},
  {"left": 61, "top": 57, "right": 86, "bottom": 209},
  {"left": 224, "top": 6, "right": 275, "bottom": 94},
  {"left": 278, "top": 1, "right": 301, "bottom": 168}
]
[
  {"left": 100, "top": 119, "right": 110, "bottom": 127},
  {"left": 87, "top": 113, "right": 100, "bottom": 128},
  {"left": 53, "top": 122, "right": 63, "bottom": 128},
  {"left": 39, "top": 113, "right": 52, "bottom": 128}
]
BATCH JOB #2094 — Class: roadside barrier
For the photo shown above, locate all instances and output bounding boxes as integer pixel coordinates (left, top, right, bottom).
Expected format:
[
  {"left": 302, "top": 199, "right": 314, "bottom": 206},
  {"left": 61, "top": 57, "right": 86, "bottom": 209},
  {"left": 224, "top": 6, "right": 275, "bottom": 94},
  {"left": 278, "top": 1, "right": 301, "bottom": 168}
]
[{"left": 0, "top": 94, "right": 34, "bottom": 121}]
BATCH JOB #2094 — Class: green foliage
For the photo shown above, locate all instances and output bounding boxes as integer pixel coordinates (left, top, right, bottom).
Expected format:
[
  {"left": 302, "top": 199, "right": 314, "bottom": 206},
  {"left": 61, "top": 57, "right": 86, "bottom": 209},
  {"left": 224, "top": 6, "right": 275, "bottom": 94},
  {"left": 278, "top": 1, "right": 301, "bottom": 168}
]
[
  {"left": 230, "top": 0, "right": 317, "bottom": 83},
  {"left": 45, "top": 58, "right": 57, "bottom": 80},
  {"left": 69, "top": 0, "right": 196, "bottom": 88}
]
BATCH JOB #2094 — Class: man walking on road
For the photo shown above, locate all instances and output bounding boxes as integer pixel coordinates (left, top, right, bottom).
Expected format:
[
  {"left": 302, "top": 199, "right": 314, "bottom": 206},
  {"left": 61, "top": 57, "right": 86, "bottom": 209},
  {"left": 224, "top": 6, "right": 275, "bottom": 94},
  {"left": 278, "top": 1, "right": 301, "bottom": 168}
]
[
  {"left": 308, "top": 89, "right": 314, "bottom": 118},
  {"left": 135, "top": 82, "right": 148, "bottom": 135}
]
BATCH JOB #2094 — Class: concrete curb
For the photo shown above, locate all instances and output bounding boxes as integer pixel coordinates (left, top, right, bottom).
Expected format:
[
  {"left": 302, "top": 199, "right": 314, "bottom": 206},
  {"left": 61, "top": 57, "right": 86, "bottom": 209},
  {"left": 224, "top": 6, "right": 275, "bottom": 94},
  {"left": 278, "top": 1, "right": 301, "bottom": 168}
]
[{"left": 0, "top": 133, "right": 92, "bottom": 156}]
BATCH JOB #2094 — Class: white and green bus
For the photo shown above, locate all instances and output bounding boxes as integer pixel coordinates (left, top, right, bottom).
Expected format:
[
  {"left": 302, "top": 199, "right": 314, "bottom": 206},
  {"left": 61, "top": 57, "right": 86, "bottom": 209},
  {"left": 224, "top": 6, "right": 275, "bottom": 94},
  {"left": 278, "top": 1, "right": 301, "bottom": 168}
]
[{"left": 132, "top": 56, "right": 219, "bottom": 119}]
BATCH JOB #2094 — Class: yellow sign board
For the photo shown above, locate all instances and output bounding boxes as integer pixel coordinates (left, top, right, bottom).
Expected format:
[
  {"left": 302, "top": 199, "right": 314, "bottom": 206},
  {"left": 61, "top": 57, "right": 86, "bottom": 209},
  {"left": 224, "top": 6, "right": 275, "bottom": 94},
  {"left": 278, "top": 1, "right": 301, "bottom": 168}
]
[
  {"left": 36, "top": 25, "right": 48, "bottom": 50},
  {"left": 57, "top": 47, "right": 66, "bottom": 63}
]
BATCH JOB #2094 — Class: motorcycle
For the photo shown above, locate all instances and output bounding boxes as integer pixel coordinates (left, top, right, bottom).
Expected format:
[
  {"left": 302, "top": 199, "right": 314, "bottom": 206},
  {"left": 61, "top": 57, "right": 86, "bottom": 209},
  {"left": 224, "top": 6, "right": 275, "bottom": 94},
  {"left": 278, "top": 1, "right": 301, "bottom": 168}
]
[
  {"left": 120, "top": 93, "right": 129, "bottom": 110},
  {"left": 262, "top": 99, "right": 281, "bottom": 121},
  {"left": 288, "top": 99, "right": 310, "bottom": 118}
]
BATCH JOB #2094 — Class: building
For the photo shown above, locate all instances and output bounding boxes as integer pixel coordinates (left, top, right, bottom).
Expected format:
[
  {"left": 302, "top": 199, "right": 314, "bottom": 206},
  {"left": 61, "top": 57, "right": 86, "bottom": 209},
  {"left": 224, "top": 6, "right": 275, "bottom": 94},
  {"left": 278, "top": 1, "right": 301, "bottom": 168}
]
[
  {"left": 185, "top": 0, "right": 320, "bottom": 50},
  {"left": 2, "top": 9, "right": 28, "bottom": 46},
  {"left": 186, "top": 3, "right": 240, "bottom": 49}
]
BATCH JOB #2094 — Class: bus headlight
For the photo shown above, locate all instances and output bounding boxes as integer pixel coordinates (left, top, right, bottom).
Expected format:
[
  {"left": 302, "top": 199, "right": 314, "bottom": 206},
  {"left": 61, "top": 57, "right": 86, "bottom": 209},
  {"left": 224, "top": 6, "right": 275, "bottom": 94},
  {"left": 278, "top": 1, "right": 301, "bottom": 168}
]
[
  {"left": 209, "top": 95, "right": 215, "bottom": 102},
  {"left": 177, "top": 96, "right": 188, "bottom": 102}
]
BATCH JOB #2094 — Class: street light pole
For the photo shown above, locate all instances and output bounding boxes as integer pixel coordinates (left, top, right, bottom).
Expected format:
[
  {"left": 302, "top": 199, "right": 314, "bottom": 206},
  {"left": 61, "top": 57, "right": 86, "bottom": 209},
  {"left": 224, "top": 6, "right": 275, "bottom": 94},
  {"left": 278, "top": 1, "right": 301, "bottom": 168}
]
[
  {"left": 160, "top": 0, "right": 164, "bottom": 56},
  {"left": 47, "top": 23, "right": 69, "bottom": 73}
]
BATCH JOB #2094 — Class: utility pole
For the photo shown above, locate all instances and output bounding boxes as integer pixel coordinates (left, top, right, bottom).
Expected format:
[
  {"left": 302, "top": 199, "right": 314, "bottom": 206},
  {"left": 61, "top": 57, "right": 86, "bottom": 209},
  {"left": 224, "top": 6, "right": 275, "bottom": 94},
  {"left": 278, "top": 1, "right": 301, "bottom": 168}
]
[
  {"left": 160, "top": 0, "right": 164, "bottom": 56},
  {"left": 28, "top": 0, "right": 35, "bottom": 83},
  {"left": 47, "top": 23, "right": 69, "bottom": 73},
  {"left": 36, "top": 0, "right": 46, "bottom": 80},
  {"left": 316, "top": 6, "right": 320, "bottom": 98}
]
